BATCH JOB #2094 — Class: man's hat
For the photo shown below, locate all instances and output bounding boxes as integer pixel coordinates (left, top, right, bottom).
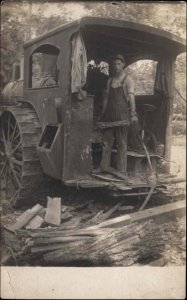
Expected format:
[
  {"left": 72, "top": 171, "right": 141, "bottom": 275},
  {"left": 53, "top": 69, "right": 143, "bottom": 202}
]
[{"left": 113, "top": 54, "right": 125, "bottom": 63}]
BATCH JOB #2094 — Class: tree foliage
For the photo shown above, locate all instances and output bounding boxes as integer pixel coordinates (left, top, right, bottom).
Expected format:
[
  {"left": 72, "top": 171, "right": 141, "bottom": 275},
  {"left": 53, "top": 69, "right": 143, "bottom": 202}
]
[{"left": 1, "top": 0, "right": 186, "bottom": 107}]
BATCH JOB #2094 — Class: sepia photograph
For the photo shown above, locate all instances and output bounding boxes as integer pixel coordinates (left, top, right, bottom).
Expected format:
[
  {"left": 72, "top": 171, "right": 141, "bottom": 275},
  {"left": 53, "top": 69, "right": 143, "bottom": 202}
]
[{"left": 0, "top": 0, "right": 186, "bottom": 299}]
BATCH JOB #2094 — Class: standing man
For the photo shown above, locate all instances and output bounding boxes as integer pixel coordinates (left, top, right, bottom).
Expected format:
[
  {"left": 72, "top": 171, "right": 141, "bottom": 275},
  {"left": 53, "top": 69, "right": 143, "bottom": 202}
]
[{"left": 100, "top": 54, "right": 138, "bottom": 176}]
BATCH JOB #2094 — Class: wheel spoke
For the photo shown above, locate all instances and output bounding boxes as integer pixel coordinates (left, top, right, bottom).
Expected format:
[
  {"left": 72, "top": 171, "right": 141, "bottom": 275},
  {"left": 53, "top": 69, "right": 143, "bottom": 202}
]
[
  {"left": 0, "top": 163, "right": 6, "bottom": 177},
  {"left": 7, "top": 168, "right": 17, "bottom": 189},
  {"left": 7, "top": 115, "right": 10, "bottom": 144},
  {"left": 10, "top": 157, "right": 23, "bottom": 166},
  {"left": 14, "top": 131, "right": 21, "bottom": 141},
  {"left": 11, "top": 141, "right": 22, "bottom": 155},
  {"left": 5, "top": 166, "right": 8, "bottom": 195},
  {"left": 1, "top": 127, "right": 7, "bottom": 151},
  {"left": 0, "top": 112, "right": 25, "bottom": 203},
  {"left": 9, "top": 123, "right": 18, "bottom": 149},
  {"left": 0, "top": 150, "right": 5, "bottom": 157},
  {"left": 9, "top": 163, "right": 21, "bottom": 188},
  {"left": 14, "top": 167, "right": 22, "bottom": 179},
  {"left": 12, "top": 163, "right": 22, "bottom": 177}
]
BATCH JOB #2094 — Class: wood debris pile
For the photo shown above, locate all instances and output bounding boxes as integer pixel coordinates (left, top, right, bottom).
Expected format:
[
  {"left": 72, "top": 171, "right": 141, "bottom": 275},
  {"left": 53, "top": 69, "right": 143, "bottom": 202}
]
[{"left": 1, "top": 198, "right": 185, "bottom": 267}]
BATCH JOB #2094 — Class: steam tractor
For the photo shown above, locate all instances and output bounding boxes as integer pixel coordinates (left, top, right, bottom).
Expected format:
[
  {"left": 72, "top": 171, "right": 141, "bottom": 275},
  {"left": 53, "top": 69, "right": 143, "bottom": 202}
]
[{"left": 0, "top": 17, "right": 186, "bottom": 206}]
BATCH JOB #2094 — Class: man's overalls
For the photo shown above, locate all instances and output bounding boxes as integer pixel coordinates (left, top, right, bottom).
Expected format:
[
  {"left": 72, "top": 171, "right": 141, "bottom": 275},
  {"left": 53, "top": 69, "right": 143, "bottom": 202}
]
[{"left": 100, "top": 75, "right": 129, "bottom": 173}]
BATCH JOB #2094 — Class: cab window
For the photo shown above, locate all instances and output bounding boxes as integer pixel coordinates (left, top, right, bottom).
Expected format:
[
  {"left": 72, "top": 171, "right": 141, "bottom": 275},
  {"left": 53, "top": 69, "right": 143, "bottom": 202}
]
[{"left": 29, "top": 44, "right": 60, "bottom": 88}]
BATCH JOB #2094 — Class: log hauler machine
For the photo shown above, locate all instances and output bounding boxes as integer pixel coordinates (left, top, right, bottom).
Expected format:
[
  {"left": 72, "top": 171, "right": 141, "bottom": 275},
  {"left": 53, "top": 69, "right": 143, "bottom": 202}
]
[{"left": 0, "top": 17, "right": 186, "bottom": 207}]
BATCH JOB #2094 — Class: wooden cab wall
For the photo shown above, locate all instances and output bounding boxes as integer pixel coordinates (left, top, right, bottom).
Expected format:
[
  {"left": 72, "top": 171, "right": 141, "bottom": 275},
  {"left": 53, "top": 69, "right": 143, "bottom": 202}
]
[{"left": 23, "top": 23, "right": 79, "bottom": 180}]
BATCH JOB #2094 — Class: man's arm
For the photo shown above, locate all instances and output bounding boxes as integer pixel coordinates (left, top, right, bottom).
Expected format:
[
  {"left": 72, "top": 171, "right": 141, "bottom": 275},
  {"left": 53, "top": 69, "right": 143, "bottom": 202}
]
[{"left": 125, "top": 76, "right": 138, "bottom": 123}]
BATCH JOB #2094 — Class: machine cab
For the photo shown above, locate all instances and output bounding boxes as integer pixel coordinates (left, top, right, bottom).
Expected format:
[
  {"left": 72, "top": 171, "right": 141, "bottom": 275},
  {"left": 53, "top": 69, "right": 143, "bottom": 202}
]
[{"left": 23, "top": 17, "right": 185, "bottom": 189}]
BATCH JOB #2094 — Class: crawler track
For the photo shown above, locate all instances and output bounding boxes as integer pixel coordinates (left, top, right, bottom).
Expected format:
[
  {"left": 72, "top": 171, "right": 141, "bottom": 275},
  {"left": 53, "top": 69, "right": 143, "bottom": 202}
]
[{"left": 0, "top": 104, "right": 43, "bottom": 207}]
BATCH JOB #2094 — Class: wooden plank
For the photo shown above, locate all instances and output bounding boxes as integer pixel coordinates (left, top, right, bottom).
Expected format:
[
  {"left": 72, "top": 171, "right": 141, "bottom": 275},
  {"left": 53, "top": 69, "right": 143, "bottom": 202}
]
[
  {"left": 64, "top": 179, "right": 110, "bottom": 188},
  {"left": 86, "top": 214, "right": 131, "bottom": 230},
  {"left": 9, "top": 204, "right": 43, "bottom": 232},
  {"left": 31, "top": 243, "right": 68, "bottom": 254},
  {"left": 157, "top": 177, "right": 186, "bottom": 184},
  {"left": 60, "top": 216, "right": 82, "bottom": 229},
  {"left": 120, "top": 192, "right": 157, "bottom": 196},
  {"left": 101, "top": 203, "right": 122, "bottom": 220},
  {"left": 38, "top": 208, "right": 47, "bottom": 218},
  {"left": 45, "top": 197, "right": 61, "bottom": 226},
  {"left": 85, "top": 210, "right": 104, "bottom": 225},
  {"left": 102, "top": 167, "right": 128, "bottom": 181},
  {"left": 92, "top": 173, "right": 122, "bottom": 182},
  {"left": 21, "top": 228, "right": 113, "bottom": 239},
  {"left": 110, "top": 182, "right": 132, "bottom": 190},
  {"left": 95, "top": 120, "right": 128, "bottom": 129},
  {"left": 138, "top": 185, "right": 156, "bottom": 211},
  {"left": 79, "top": 180, "right": 110, "bottom": 188},
  {"left": 127, "top": 151, "right": 160, "bottom": 158},
  {"left": 16, "top": 209, "right": 31, "bottom": 222},
  {"left": 25, "top": 215, "right": 44, "bottom": 229},
  {"left": 61, "top": 211, "right": 73, "bottom": 222},
  {"left": 118, "top": 205, "right": 134, "bottom": 211},
  {"left": 131, "top": 200, "right": 186, "bottom": 224},
  {"left": 34, "top": 235, "right": 92, "bottom": 245}
]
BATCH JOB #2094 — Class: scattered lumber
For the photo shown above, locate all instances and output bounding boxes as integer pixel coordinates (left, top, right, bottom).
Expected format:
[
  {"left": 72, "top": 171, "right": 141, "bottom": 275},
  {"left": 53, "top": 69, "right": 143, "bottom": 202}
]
[
  {"left": 25, "top": 215, "right": 44, "bottom": 229},
  {"left": 2, "top": 194, "right": 185, "bottom": 267},
  {"left": 43, "top": 222, "right": 148, "bottom": 266},
  {"left": 45, "top": 197, "right": 61, "bottom": 226},
  {"left": 9, "top": 204, "right": 43, "bottom": 232}
]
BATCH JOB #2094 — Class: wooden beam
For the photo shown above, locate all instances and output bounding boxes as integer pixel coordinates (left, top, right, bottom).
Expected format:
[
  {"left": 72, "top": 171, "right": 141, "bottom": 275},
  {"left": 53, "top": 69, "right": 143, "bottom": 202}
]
[
  {"left": 25, "top": 215, "right": 44, "bottom": 229},
  {"left": 86, "top": 214, "right": 131, "bottom": 230},
  {"left": 9, "top": 204, "right": 43, "bottom": 232},
  {"left": 92, "top": 173, "right": 122, "bottom": 182},
  {"left": 131, "top": 200, "right": 186, "bottom": 224},
  {"left": 45, "top": 197, "right": 61, "bottom": 226},
  {"left": 34, "top": 236, "right": 92, "bottom": 245},
  {"left": 101, "top": 167, "right": 128, "bottom": 181}
]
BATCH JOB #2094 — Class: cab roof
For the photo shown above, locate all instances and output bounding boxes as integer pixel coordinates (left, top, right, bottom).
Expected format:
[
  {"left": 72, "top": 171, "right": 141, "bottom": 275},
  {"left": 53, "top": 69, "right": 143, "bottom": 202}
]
[{"left": 24, "top": 16, "right": 186, "bottom": 57}]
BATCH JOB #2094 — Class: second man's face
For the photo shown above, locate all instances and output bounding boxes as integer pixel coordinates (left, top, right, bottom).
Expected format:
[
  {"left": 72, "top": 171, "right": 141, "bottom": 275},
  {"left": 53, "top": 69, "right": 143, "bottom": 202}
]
[{"left": 113, "top": 59, "right": 125, "bottom": 74}]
